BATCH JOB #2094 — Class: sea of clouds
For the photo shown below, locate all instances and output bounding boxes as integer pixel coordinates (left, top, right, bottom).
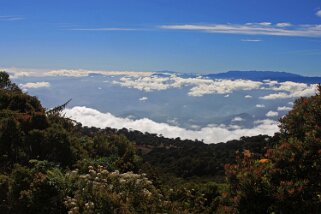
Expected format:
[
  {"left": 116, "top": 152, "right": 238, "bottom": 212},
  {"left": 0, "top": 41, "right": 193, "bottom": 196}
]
[
  {"left": 5, "top": 68, "right": 318, "bottom": 143},
  {"left": 64, "top": 106, "right": 279, "bottom": 144}
]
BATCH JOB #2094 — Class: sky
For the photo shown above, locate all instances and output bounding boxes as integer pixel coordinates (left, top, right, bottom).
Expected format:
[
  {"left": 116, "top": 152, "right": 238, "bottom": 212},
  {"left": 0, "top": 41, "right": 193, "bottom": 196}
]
[{"left": 1, "top": 0, "right": 321, "bottom": 75}]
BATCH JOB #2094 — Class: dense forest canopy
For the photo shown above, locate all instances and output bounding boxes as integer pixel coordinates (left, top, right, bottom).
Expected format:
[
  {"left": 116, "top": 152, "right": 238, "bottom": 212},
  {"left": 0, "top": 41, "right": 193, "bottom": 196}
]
[{"left": 1, "top": 71, "right": 321, "bottom": 213}]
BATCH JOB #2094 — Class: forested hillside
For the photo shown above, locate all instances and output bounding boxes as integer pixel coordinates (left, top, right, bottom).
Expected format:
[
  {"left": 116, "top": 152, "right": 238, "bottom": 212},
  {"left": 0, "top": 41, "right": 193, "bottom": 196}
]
[
  {"left": 80, "top": 126, "right": 279, "bottom": 180},
  {"left": 1, "top": 71, "right": 321, "bottom": 213}
]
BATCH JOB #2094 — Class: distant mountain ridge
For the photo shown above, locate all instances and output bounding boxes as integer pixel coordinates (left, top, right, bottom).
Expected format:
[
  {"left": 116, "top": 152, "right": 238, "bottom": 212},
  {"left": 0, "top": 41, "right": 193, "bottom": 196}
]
[{"left": 174, "top": 70, "right": 321, "bottom": 84}]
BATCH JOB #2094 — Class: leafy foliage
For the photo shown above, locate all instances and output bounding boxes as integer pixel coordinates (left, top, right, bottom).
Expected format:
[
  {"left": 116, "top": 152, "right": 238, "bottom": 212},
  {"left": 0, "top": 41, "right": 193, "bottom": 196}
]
[{"left": 222, "top": 85, "right": 321, "bottom": 213}]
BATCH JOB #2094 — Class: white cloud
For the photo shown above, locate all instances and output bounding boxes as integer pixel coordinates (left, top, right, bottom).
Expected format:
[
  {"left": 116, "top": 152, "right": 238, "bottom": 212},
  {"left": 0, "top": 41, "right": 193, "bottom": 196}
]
[
  {"left": 271, "top": 81, "right": 309, "bottom": 92},
  {"left": 19, "top": 82, "right": 50, "bottom": 89},
  {"left": 47, "top": 69, "right": 93, "bottom": 77},
  {"left": 113, "top": 76, "right": 171, "bottom": 92},
  {"left": 64, "top": 106, "right": 279, "bottom": 144},
  {"left": 139, "top": 97, "right": 148, "bottom": 101},
  {"left": 260, "top": 82, "right": 317, "bottom": 99},
  {"left": 258, "top": 22, "right": 272, "bottom": 26},
  {"left": 187, "top": 79, "right": 262, "bottom": 96},
  {"left": 160, "top": 23, "right": 321, "bottom": 38},
  {"left": 244, "top": 95, "right": 252, "bottom": 99},
  {"left": 276, "top": 22, "right": 292, "bottom": 27},
  {"left": 266, "top": 111, "right": 279, "bottom": 117},
  {"left": 316, "top": 10, "right": 321, "bottom": 17},
  {"left": 256, "top": 104, "right": 265, "bottom": 108},
  {"left": 263, "top": 79, "right": 279, "bottom": 86},
  {"left": 277, "top": 106, "right": 292, "bottom": 111},
  {"left": 260, "top": 92, "right": 290, "bottom": 100},
  {"left": 241, "top": 39, "right": 262, "bottom": 42},
  {"left": 232, "top": 117, "right": 244, "bottom": 122}
]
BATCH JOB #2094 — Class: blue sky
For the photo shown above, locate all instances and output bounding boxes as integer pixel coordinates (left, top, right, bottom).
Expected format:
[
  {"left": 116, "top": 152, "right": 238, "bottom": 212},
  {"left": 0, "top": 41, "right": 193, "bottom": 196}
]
[{"left": 1, "top": 0, "right": 321, "bottom": 75}]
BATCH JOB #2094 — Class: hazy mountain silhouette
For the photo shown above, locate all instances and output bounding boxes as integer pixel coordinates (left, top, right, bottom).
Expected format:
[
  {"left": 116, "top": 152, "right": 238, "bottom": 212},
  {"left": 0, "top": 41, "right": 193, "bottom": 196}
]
[{"left": 204, "top": 71, "right": 321, "bottom": 83}]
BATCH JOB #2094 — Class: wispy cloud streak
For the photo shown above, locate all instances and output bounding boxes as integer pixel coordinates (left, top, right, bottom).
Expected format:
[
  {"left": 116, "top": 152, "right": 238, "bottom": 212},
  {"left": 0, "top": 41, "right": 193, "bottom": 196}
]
[
  {"left": 160, "top": 23, "right": 321, "bottom": 38},
  {"left": 241, "top": 39, "right": 262, "bottom": 42},
  {"left": 70, "top": 27, "right": 138, "bottom": 31},
  {"left": 0, "top": 16, "right": 24, "bottom": 21}
]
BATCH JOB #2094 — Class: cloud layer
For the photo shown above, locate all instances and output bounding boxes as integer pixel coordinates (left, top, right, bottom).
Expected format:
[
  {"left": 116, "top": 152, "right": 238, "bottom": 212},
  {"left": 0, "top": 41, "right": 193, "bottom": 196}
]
[
  {"left": 113, "top": 75, "right": 317, "bottom": 98},
  {"left": 6, "top": 68, "right": 317, "bottom": 99},
  {"left": 64, "top": 106, "right": 280, "bottom": 144},
  {"left": 113, "top": 75, "right": 263, "bottom": 96},
  {"left": 4, "top": 68, "right": 153, "bottom": 78}
]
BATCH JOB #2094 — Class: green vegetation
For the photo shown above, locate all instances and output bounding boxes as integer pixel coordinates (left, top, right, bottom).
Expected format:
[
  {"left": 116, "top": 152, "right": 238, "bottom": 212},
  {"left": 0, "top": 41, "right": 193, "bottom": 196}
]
[
  {"left": 1, "top": 71, "right": 321, "bottom": 213},
  {"left": 221, "top": 85, "right": 321, "bottom": 213}
]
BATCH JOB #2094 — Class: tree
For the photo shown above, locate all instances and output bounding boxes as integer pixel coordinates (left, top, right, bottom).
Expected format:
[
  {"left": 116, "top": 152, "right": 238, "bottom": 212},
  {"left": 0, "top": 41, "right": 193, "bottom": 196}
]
[
  {"left": 0, "top": 71, "right": 20, "bottom": 91},
  {"left": 0, "top": 71, "right": 11, "bottom": 89},
  {"left": 222, "top": 85, "right": 321, "bottom": 213},
  {"left": 0, "top": 118, "right": 23, "bottom": 166}
]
